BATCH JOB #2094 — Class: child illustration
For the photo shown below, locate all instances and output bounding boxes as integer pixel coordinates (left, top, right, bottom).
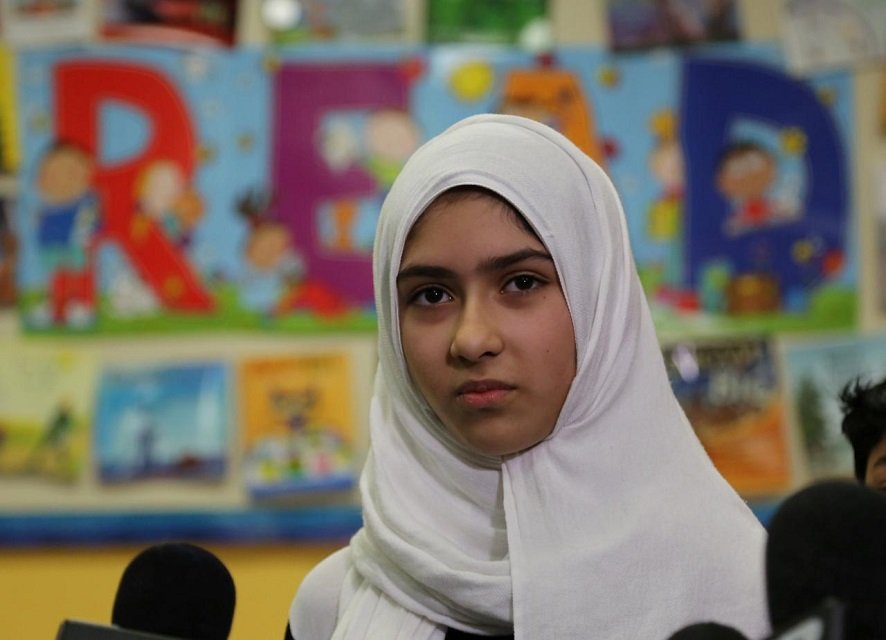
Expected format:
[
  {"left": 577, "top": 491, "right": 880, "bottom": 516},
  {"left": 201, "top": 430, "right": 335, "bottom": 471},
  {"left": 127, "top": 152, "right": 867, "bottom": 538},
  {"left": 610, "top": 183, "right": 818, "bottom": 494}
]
[
  {"left": 236, "top": 187, "right": 305, "bottom": 316},
  {"left": 646, "top": 109, "right": 685, "bottom": 293},
  {"left": 715, "top": 140, "right": 798, "bottom": 235},
  {"left": 134, "top": 159, "right": 203, "bottom": 249},
  {"left": 33, "top": 140, "right": 101, "bottom": 327}
]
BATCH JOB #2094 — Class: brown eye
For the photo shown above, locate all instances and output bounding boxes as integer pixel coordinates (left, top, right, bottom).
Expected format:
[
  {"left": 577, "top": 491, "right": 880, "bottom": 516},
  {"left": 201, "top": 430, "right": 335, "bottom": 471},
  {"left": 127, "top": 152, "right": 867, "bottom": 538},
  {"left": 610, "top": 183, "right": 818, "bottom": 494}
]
[{"left": 413, "top": 287, "right": 452, "bottom": 306}]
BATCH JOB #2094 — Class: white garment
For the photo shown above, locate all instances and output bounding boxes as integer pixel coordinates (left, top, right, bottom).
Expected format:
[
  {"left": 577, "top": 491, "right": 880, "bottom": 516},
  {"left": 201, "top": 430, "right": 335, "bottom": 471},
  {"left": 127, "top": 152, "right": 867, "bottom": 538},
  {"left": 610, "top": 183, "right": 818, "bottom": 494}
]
[{"left": 290, "top": 114, "right": 770, "bottom": 640}]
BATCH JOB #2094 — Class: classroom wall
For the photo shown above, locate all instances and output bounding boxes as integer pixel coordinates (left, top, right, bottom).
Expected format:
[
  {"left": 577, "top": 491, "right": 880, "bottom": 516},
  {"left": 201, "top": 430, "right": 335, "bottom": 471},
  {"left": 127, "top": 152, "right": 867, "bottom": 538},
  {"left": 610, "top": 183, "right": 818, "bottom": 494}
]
[{"left": 1, "top": 1, "right": 884, "bottom": 639}]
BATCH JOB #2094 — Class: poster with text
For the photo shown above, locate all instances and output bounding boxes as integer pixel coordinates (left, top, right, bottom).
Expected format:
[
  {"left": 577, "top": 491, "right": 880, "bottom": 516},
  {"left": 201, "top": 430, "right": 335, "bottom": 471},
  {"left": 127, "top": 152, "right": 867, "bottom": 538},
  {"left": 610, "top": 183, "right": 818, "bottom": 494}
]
[
  {"left": 0, "top": 345, "right": 97, "bottom": 483},
  {"left": 94, "top": 361, "right": 230, "bottom": 483},
  {"left": 782, "top": 333, "right": 886, "bottom": 481},
  {"left": 663, "top": 337, "right": 792, "bottom": 496},
  {"left": 239, "top": 352, "right": 355, "bottom": 499}
]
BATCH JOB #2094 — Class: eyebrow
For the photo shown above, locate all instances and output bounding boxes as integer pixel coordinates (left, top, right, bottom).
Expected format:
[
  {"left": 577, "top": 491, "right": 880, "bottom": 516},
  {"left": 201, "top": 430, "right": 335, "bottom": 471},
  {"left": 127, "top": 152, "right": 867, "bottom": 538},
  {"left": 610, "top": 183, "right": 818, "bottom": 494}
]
[{"left": 397, "top": 248, "right": 553, "bottom": 283}]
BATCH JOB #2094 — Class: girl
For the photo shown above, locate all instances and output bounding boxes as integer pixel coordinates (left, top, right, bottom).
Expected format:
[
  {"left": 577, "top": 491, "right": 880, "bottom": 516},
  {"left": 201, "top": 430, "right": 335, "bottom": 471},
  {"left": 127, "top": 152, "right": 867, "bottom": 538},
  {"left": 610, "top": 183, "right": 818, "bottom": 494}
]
[{"left": 287, "top": 114, "right": 769, "bottom": 639}]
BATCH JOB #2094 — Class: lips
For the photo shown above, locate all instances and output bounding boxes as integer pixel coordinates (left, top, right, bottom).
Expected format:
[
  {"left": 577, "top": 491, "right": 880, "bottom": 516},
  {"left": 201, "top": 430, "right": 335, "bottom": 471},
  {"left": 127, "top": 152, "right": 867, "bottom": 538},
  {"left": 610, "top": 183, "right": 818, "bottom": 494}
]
[{"left": 456, "top": 380, "right": 515, "bottom": 408}]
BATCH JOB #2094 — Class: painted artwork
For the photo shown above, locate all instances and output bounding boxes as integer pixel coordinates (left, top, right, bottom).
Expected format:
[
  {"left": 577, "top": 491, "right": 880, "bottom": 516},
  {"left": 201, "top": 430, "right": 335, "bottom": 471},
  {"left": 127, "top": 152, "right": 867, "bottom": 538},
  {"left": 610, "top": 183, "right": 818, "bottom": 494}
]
[
  {"left": 239, "top": 352, "right": 355, "bottom": 499},
  {"left": 94, "top": 361, "right": 229, "bottom": 483},
  {"left": 781, "top": 0, "right": 886, "bottom": 74},
  {"left": 663, "top": 338, "right": 792, "bottom": 496},
  {"left": 0, "top": 196, "right": 17, "bottom": 307},
  {"left": 0, "top": 346, "right": 97, "bottom": 482},
  {"left": 583, "top": 44, "right": 856, "bottom": 338},
  {"left": 264, "top": 0, "right": 406, "bottom": 45},
  {"left": 426, "top": 0, "right": 549, "bottom": 45},
  {"left": 101, "top": 0, "right": 241, "bottom": 46},
  {"left": 13, "top": 42, "right": 855, "bottom": 337},
  {"left": 782, "top": 333, "right": 886, "bottom": 481},
  {"left": 605, "top": 0, "right": 740, "bottom": 52}
]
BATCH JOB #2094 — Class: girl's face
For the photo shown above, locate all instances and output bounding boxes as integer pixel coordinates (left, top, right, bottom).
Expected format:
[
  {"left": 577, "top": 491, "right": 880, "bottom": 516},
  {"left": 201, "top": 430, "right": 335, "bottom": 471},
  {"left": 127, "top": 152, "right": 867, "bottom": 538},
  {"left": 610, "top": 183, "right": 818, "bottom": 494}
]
[{"left": 397, "top": 192, "right": 576, "bottom": 457}]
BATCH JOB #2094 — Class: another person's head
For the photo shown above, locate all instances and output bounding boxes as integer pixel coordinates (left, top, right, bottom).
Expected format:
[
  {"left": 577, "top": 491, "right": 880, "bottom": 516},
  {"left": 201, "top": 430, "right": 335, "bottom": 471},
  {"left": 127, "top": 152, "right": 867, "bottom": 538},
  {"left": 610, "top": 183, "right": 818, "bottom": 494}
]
[
  {"left": 839, "top": 376, "right": 886, "bottom": 489},
  {"left": 112, "top": 542, "right": 236, "bottom": 640},
  {"left": 766, "top": 480, "right": 886, "bottom": 637}
]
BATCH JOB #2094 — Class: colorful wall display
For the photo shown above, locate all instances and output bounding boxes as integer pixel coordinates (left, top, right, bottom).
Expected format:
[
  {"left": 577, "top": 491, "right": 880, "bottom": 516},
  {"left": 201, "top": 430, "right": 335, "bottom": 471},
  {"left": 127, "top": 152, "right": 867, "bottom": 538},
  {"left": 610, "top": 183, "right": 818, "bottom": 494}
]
[
  {"left": 12, "top": 42, "right": 856, "bottom": 339},
  {"left": 663, "top": 337, "right": 792, "bottom": 497},
  {"left": 239, "top": 352, "right": 355, "bottom": 499}
]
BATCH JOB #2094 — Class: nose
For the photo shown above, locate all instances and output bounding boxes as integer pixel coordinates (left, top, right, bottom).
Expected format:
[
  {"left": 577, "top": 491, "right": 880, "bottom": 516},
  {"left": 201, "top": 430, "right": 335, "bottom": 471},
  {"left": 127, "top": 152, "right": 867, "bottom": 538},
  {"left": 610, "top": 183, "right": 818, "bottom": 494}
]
[{"left": 449, "top": 297, "right": 503, "bottom": 363}]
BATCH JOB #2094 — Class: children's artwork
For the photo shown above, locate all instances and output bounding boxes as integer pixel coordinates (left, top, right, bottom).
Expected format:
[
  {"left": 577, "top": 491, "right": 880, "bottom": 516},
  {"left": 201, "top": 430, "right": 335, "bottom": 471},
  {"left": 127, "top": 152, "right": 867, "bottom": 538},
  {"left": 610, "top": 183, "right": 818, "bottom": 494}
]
[
  {"left": 101, "top": 0, "right": 241, "bottom": 47},
  {"left": 782, "top": 333, "right": 886, "bottom": 480},
  {"left": 0, "top": 0, "right": 94, "bottom": 46},
  {"left": 13, "top": 42, "right": 855, "bottom": 337},
  {"left": 545, "top": 43, "right": 854, "bottom": 337},
  {"left": 663, "top": 337, "right": 792, "bottom": 496},
  {"left": 94, "top": 361, "right": 229, "bottom": 483},
  {"left": 605, "top": 0, "right": 740, "bottom": 52},
  {"left": 263, "top": 0, "right": 406, "bottom": 45},
  {"left": 877, "top": 159, "right": 886, "bottom": 314},
  {"left": 239, "top": 352, "right": 355, "bottom": 499},
  {"left": 426, "top": 0, "right": 549, "bottom": 45},
  {"left": 780, "top": 0, "right": 886, "bottom": 74},
  {"left": 14, "top": 45, "right": 422, "bottom": 333},
  {"left": 0, "top": 345, "right": 97, "bottom": 482}
]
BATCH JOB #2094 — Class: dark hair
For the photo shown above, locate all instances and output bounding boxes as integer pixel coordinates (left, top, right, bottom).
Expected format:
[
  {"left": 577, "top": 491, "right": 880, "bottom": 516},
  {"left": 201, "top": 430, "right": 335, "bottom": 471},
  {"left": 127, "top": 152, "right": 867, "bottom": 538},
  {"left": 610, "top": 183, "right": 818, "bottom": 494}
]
[
  {"left": 420, "top": 185, "right": 536, "bottom": 237},
  {"left": 839, "top": 376, "right": 886, "bottom": 482},
  {"left": 715, "top": 140, "right": 773, "bottom": 171}
]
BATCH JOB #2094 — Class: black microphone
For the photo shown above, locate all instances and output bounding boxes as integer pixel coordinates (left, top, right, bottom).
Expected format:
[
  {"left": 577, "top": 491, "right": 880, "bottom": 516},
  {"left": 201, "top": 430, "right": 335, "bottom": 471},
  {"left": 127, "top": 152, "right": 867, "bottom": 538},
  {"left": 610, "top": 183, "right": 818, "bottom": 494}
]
[
  {"left": 765, "top": 480, "right": 886, "bottom": 638},
  {"left": 666, "top": 621, "right": 749, "bottom": 639},
  {"left": 112, "top": 542, "right": 236, "bottom": 640}
]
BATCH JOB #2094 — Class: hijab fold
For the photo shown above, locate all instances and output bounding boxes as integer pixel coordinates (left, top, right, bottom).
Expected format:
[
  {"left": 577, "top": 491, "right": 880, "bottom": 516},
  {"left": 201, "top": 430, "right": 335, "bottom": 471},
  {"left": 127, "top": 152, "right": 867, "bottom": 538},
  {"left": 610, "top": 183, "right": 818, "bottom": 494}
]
[{"left": 339, "top": 114, "right": 768, "bottom": 640}]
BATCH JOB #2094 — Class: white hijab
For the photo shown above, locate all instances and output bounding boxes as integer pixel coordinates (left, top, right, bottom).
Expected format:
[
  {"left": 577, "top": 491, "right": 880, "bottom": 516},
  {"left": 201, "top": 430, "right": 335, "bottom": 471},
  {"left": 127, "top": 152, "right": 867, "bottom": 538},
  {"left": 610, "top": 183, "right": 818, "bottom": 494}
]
[{"left": 336, "top": 114, "right": 769, "bottom": 640}]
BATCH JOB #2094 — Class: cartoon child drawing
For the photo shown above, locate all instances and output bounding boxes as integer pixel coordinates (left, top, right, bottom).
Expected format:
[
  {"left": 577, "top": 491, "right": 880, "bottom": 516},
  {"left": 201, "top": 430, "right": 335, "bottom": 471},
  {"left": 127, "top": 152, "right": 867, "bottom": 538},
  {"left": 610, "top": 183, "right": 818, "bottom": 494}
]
[
  {"left": 135, "top": 159, "right": 203, "bottom": 248},
  {"left": 646, "top": 110, "right": 685, "bottom": 290},
  {"left": 34, "top": 141, "right": 101, "bottom": 326},
  {"left": 236, "top": 187, "right": 305, "bottom": 316},
  {"left": 715, "top": 141, "right": 779, "bottom": 235}
]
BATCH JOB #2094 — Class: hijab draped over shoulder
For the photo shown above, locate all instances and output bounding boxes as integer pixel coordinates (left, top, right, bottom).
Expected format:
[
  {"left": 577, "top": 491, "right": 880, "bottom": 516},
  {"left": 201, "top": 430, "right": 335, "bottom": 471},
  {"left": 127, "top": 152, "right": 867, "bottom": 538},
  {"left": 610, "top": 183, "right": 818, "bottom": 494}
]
[{"left": 314, "top": 114, "right": 769, "bottom": 640}]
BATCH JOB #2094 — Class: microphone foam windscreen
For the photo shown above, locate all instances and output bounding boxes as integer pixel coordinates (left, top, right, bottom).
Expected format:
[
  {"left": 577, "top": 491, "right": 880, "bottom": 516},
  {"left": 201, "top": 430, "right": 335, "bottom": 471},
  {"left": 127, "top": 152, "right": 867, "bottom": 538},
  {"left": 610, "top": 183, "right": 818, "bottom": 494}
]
[
  {"left": 765, "top": 480, "right": 886, "bottom": 637},
  {"left": 112, "top": 542, "right": 236, "bottom": 640},
  {"left": 666, "top": 622, "right": 748, "bottom": 639}
]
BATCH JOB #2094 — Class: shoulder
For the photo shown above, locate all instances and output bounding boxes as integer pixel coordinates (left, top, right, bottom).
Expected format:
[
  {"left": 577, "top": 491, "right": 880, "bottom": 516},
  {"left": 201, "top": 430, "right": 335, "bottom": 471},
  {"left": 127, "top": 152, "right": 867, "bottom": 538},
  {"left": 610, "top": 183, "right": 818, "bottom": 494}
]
[{"left": 288, "top": 546, "right": 352, "bottom": 640}]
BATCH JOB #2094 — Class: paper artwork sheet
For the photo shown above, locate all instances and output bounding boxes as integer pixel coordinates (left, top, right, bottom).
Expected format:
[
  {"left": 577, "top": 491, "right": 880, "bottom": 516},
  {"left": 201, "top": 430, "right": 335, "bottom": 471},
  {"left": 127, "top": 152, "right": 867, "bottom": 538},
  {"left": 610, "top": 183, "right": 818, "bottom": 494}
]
[
  {"left": 605, "top": 0, "right": 740, "bottom": 52},
  {"left": 94, "top": 361, "right": 230, "bottom": 483},
  {"left": 663, "top": 337, "right": 792, "bottom": 496},
  {"left": 0, "top": 0, "right": 94, "bottom": 46},
  {"left": 782, "top": 333, "right": 886, "bottom": 480},
  {"left": 0, "top": 345, "right": 97, "bottom": 483},
  {"left": 266, "top": 0, "right": 406, "bottom": 45},
  {"left": 781, "top": 0, "right": 886, "bottom": 74},
  {"left": 239, "top": 352, "right": 355, "bottom": 499}
]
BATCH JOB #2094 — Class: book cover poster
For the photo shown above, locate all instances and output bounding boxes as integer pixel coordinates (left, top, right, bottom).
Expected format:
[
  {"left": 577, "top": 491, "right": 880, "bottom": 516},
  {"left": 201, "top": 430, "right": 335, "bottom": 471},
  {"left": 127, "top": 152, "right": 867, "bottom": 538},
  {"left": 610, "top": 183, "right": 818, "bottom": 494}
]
[
  {"left": 605, "top": 0, "right": 741, "bottom": 52},
  {"left": 101, "top": 0, "right": 241, "bottom": 47},
  {"left": 782, "top": 333, "right": 886, "bottom": 480},
  {"left": 94, "top": 361, "right": 229, "bottom": 483},
  {"left": 663, "top": 337, "right": 792, "bottom": 496},
  {"left": 0, "top": 345, "right": 97, "bottom": 482},
  {"left": 239, "top": 352, "right": 355, "bottom": 499}
]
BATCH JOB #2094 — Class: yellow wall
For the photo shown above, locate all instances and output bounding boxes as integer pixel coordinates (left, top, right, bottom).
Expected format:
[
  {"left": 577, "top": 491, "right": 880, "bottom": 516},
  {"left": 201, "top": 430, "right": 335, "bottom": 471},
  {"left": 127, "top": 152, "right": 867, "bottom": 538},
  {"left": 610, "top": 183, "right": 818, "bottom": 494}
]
[{"left": 0, "top": 542, "right": 340, "bottom": 639}]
